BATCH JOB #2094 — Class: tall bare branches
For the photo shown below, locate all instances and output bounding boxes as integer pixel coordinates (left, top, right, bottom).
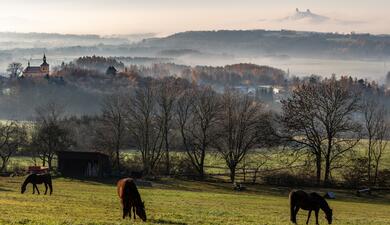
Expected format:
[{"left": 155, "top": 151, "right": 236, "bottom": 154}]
[
  {"left": 176, "top": 87, "right": 220, "bottom": 178},
  {"left": 32, "top": 102, "right": 72, "bottom": 169},
  {"left": 95, "top": 93, "right": 128, "bottom": 170},
  {"left": 213, "top": 89, "right": 265, "bottom": 183},
  {"left": 155, "top": 78, "right": 179, "bottom": 175},
  {"left": 281, "top": 78, "right": 361, "bottom": 185},
  {"left": 126, "top": 83, "right": 164, "bottom": 175},
  {"left": 362, "top": 98, "right": 390, "bottom": 185},
  {"left": 0, "top": 122, "right": 27, "bottom": 172}
]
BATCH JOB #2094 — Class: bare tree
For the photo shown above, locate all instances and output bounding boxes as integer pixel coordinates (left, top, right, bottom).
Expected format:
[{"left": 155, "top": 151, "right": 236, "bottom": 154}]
[
  {"left": 7, "top": 62, "right": 23, "bottom": 79},
  {"left": 155, "top": 78, "right": 179, "bottom": 175},
  {"left": 362, "top": 98, "right": 390, "bottom": 185},
  {"left": 126, "top": 84, "right": 163, "bottom": 175},
  {"left": 281, "top": 78, "right": 361, "bottom": 185},
  {"left": 95, "top": 93, "right": 128, "bottom": 171},
  {"left": 213, "top": 90, "right": 266, "bottom": 183},
  {"left": 372, "top": 119, "right": 389, "bottom": 185},
  {"left": 281, "top": 84, "right": 326, "bottom": 185},
  {"left": 0, "top": 122, "right": 27, "bottom": 172},
  {"left": 176, "top": 87, "right": 220, "bottom": 179},
  {"left": 31, "top": 102, "right": 73, "bottom": 169}
]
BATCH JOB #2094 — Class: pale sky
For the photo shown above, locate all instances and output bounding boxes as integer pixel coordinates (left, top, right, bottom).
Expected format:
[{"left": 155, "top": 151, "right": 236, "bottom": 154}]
[{"left": 0, "top": 0, "right": 389, "bottom": 35}]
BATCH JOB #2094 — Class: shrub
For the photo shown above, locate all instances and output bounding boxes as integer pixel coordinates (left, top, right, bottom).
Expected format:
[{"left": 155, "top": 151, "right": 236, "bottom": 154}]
[
  {"left": 169, "top": 154, "right": 198, "bottom": 177},
  {"left": 341, "top": 157, "right": 369, "bottom": 188},
  {"left": 120, "top": 154, "right": 143, "bottom": 176},
  {"left": 262, "top": 171, "right": 317, "bottom": 187},
  {"left": 376, "top": 169, "right": 390, "bottom": 187}
]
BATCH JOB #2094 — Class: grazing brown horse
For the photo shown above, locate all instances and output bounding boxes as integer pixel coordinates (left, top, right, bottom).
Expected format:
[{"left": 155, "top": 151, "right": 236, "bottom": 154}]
[
  {"left": 21, "top": 173, "right": 53, "bottom": 195},
  {"left": 117, "top": 178, "right": 147, "bottom": 221},
  {"left": 289, "top": 190, "right": 333, "bottom": 225}
]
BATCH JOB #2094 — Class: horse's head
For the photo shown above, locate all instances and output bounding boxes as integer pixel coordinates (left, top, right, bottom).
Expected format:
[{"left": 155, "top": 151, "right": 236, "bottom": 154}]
[
  {"left": 20, "top": 180, "right": 28, "bottom": 194},
  {"left": 136, "top": 201, "right": 147, "bottom": 222},
  {"left": 21, "top": 185, "right": 26, "bottom": 194},
  {"left": 325, "top": 208, "right": 333, "bottom": 224}
]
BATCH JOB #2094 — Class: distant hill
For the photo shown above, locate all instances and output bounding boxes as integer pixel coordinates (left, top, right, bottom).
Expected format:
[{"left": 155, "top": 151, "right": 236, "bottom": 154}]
[
  {"left": 140, "top": 29, "right": 390, "bottom": 59},
  {"left": 0, "top": 32, "right": 129, "bottom": 50}
]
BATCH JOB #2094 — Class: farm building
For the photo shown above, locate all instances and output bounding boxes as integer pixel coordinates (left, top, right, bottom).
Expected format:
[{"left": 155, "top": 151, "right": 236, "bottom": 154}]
[
  {"left": 57, "top": 151, "right": 110, "bottom": 177},
  {"left": 106, "top": 66, "right": 117, "bottom": 76}
]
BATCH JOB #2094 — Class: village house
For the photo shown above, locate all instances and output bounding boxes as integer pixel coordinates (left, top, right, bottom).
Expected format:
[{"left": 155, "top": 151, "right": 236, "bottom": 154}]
[{"left": 22, "top": 54, "right": 50, "bottom": 77}]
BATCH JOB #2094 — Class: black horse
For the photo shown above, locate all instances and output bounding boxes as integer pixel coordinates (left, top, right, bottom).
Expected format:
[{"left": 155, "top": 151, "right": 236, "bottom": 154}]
[
  {"left": 21, "top": 173, "right": 53, "bottom": 195},
  {"left": 289, "top": 190, "right": 333, "bottom": 225}
]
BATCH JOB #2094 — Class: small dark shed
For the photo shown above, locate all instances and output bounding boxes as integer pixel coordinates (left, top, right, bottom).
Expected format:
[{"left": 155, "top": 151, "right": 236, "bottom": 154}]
[
  {"left": 57, "top": 151, "right": 110, "bottom": 177},
  {"left": 106, "top": 66, "right": 117, "bottom": 76}
]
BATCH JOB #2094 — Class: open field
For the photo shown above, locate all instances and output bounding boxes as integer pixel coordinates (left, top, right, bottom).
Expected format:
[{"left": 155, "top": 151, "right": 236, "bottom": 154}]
[{"left": 0, "top": 177, "right": 389, "bottom": 225}]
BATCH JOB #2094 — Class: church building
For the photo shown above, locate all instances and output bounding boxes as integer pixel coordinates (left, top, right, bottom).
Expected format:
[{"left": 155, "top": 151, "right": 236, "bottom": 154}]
[{"left": 23, "top": 54, "right": 50, "bottom": 77}]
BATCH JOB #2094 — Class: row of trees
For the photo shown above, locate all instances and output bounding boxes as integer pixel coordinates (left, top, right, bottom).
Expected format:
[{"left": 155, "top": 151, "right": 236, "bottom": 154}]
[
  {"left": 280, "top": 77, "right": 389, "bottom": 186},
  {"left": 97, "top": 76, "right": 389, "bottom": 186},
  {"left": 96, "top": 77, "right": 275, "bottom": 182},
  {"left": 0, "top": 102, "right": 72, "bottom": 173},
  {"left": 1, "top": 75, "right": 388, "bottom": 187}
]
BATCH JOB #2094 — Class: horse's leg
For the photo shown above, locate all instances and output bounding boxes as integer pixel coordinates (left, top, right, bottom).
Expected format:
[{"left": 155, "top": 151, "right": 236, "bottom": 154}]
[
  {"left": 133, "top": 206, "right": 136, "bottom": 220},
  {"left": 35, "top": 184, "right": 40, "bottom": 195},
  {"left": 128, "top": 205, "right": 131, "bottom": 219},
  {"left": 44, "top": 183, "right": 48, "bottom": 195},
  {"left": 294, "top": 207, "right": 300, "bottom": 224},
  {"left": 306, "top": 210, "right": 312, "bottom": 225},
  {"left": 32, "top": 184, "right": 39, "bottom": 194},
  {"left": 290, "top": 206, "right": 297, "bottom": 223},
  {"left": 290, "top": 200, "right": 298, "bottom": 224},
  {"left": 49, "top": 182, "right": 53, "bottom": 195},
  {"left": 315, "top": 209, "right": 319, "bottom": 225},
  {"left": 122, "top": 201, "right": 127, "bottom": 219},
  {"left": 122, "top": 206, "right": 127, "bottom": 219}
]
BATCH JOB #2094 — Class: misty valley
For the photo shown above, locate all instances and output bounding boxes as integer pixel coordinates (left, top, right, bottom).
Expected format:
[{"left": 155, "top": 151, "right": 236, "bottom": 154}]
[{"left": 0, "top": 3, "right": 390, "bottom": 225}]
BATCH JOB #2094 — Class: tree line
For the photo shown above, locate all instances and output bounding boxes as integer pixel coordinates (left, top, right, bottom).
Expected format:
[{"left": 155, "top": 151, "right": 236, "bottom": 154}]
[
  {"left": 0, "top": 76, "right": 389, "bottom": 187},
  {"left": 93, "top": 77, "right": 275, "bottom": 183}
]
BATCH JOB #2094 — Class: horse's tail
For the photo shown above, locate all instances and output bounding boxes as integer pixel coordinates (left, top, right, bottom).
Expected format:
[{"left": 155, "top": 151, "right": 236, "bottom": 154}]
[{"left": 289, "top": 191, "right": 296, "bottom": 223}]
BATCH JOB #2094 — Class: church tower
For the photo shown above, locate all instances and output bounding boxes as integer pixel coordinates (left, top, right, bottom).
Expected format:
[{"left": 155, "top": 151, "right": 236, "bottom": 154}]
[{"left": 40, "top": 54, "right": 49, "bottom": 74}]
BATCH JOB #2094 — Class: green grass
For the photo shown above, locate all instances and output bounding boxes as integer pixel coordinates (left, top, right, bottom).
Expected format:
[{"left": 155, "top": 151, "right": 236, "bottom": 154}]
[{"left": 0, "top": 177, "right": 389, "bottom": 225}]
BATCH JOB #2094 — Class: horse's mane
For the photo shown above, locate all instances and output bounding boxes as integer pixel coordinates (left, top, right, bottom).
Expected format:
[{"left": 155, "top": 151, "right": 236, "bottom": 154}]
[
  {"left": 21, "top": 174, "right": 33, "bottom": 189},
  {"left": 310, "top": 192, "right": 331, "bottom": 211}
]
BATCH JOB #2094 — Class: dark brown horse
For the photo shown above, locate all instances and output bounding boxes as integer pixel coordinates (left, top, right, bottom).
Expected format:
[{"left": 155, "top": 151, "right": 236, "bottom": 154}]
[
  {"left": 289, "top": 190, "right": 333, "bottom": 225},
  {"left": 117, "top": 178, "right": 146, "bottom": 221},
  {"left": 21, "top": 173, "right": 53, "bottom": 195}
]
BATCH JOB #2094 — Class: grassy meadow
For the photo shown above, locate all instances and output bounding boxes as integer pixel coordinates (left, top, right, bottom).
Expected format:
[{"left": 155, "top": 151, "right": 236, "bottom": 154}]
[
  {"left": 0, "top": 176, "right": 389, "bottom": 225},
  {"left": 1, "top": 140, "right": 389, "bottom": 224}
]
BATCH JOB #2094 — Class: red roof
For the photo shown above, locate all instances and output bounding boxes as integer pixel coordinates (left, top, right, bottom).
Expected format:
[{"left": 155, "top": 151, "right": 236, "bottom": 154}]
[{"left": 24, "top": 66, "right": 42, "bottom": 73}]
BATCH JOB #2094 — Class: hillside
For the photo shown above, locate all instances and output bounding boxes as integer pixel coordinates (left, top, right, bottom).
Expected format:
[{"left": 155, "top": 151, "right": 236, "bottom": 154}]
[{"left": 140, "top": 29, "right": 390, "bottom": 59}]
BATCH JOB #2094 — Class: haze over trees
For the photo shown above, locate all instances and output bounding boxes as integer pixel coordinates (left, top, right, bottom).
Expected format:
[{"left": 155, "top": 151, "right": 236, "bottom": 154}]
[
  {"left": 6, "top": 62, "right": 23, "bottom": 79},
  {"left": 0, "top": 53, "right": 388, "bottom": 188}
]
